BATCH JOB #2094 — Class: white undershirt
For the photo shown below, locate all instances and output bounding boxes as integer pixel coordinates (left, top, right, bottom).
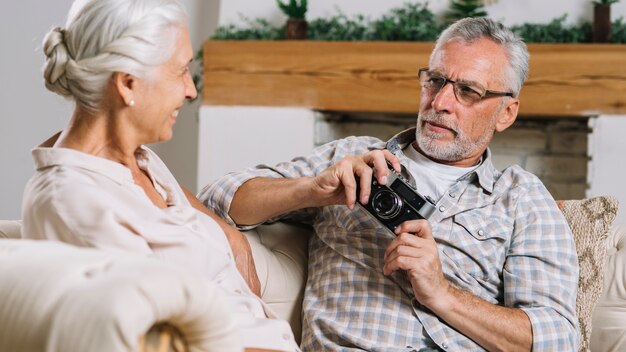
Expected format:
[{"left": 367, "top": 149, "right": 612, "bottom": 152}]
[{"left": 401, "top": 144, "right": 480, "bottom": 202}]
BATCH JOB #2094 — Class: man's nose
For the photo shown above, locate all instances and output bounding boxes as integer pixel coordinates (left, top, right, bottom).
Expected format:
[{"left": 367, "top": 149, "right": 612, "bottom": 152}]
[{"left": 432, "top": 82, "right": 456, "bottom": 112}]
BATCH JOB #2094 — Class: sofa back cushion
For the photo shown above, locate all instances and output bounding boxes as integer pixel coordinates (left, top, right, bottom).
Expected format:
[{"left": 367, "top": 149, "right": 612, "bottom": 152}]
[{"left": 557, "top": 196, "right": 619, "bottom": 352}]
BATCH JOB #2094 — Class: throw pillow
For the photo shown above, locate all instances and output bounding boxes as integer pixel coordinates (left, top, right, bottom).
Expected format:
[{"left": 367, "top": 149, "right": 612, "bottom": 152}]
[{"left": 557, "top": 196, "right": 619, "bottom": 352}]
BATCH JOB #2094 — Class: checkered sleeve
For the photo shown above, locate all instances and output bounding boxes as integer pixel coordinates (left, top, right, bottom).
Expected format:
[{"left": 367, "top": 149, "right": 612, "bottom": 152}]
[
  {"left": 197, "top": 139, "right": 347, "bottom": 230},
  {"left": 504, "top": 181, "right": 580, "bottom": 350}
]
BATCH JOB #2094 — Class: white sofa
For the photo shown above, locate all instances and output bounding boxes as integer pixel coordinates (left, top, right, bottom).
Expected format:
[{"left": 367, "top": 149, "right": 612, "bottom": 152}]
[
  {"left": 1, "top": 201, "right": 625, "bottom": 351},
  {"left": 0, "top": 221, "right": 243, "bottom": 352}
]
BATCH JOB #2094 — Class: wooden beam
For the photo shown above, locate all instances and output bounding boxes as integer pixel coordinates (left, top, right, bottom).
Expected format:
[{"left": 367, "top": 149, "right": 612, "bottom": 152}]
[{"left": 202, "top": 41, "right": 626, "bottom": 116}]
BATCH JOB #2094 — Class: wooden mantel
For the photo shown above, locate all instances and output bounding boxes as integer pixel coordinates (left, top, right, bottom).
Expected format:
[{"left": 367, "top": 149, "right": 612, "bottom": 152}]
[{"left": 202, "top": 41, "right": 626, "bottom": 117}]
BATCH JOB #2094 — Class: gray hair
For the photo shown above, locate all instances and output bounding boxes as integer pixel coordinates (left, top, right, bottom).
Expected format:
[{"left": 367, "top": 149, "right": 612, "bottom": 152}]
[
  {"left": 431, "top": 17, "right": 529, "bottom": 97},
  {"left": 43, "top": 0, "right": 187, "bottom": 112}
]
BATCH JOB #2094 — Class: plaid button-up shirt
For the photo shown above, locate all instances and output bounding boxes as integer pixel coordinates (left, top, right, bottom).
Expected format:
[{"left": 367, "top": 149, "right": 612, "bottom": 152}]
[{"left": 200, "top": 128, "right": 579, "bottom": 351}]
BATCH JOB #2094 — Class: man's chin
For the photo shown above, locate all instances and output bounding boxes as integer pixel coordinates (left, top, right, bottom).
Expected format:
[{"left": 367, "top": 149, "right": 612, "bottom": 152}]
[{"left": 416, "top": 139, "right": 462, "bottom": 162}]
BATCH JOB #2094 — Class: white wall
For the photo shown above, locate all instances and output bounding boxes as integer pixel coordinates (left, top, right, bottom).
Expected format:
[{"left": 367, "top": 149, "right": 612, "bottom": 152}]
[
  {"left": 0, "top": 0, "right": 219, "bottom": 219},
  {"left": 2, "top": 0, "right": 625, "bottom": 219},
  {"left": 588, "top": 117, "right": 626, "bottom": 225},
  {"left": 197, "top": 107, "right": 316, "bottom": 189},
  {"left": 1, "top": 0, "right": 74, "bottom": 220}
]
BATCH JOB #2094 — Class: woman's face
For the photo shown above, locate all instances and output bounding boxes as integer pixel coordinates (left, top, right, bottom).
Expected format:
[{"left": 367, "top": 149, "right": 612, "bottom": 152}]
[{"left": 132, "top": 25, "right": 197, "bottom": 144}]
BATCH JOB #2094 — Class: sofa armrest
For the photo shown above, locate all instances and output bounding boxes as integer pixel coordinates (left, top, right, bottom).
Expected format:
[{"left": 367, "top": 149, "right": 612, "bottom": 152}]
[
  {"left": 0, "top": 239, "right": 242, "bottom": 352},
  {"left": 140, "top": 323, "right": 187, "bottom": 352},
  {"left": 0, "top": 220, "right": 21, "bottom": 239}
]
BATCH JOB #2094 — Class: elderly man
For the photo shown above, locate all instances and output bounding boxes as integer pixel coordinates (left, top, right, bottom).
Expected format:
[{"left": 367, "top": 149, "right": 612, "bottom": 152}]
[{"left": 200, "top": 18, "right": 579, "bottom": 351}]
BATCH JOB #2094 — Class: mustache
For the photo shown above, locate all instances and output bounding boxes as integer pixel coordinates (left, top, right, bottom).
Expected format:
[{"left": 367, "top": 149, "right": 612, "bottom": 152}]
[{"left": 419, "top": 111, "right": 459, "bottom": 134}]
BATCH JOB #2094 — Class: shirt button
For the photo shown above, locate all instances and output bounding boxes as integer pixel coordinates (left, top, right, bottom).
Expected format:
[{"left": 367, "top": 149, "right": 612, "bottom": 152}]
[
  {"left": 282, "top": 333, "right": 291, "bottom": 340},
  {"left": 449, "top": 192, "right": 456, "bottom": 198},
  {"left": 234, "top": 289, "right": 242, "bottom": 294},
  {"left": 442, "top": 343, "right": 448, "bottom": 349},
  {"left": 439, "top": 206, "right": 446, "bottom": 212},
  {"left": 478, "top": 230, "right": 484, "bottom": 237}
]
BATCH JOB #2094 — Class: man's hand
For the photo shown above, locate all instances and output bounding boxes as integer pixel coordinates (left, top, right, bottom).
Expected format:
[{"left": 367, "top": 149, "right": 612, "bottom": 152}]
[
  {"left": 384, "top": 220, "right": 533, "bottom": 351},
  {"left": 308, "top": 149, "right": 402, "bottom": 210},
  {"left": 383, "top": 219, "right": 450, "bottom": 310}
]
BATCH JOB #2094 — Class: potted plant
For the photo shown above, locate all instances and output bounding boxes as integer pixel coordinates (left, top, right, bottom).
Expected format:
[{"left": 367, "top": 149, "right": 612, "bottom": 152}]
[
  {"left": 445, "top": 0, "right": 488, "bottom": 24},
  {"left": 277, "top": 0, "right": 308, "bottom": 40},
  {"left": 593, "top": 0, "right": 620, "bottom": 42}
]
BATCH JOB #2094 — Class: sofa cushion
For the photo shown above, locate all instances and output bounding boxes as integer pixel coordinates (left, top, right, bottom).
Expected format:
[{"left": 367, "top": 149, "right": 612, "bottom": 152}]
[
  {"left": 590, "top": 223, "right": 626, "bottom": 352},
  {"left": 243, "top": 222, "right": 311, "bottom": 344},
  {"left": 557, "top": 196, "right": 619, "bottom": 352}
]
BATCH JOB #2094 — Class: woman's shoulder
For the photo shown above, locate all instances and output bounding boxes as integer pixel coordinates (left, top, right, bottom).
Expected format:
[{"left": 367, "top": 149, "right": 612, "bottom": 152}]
[{"left": 23, "top": 152, "right": 144, "bottom": 225}]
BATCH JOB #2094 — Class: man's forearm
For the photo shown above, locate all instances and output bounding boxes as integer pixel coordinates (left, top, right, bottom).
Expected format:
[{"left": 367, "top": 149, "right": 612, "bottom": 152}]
[
  {"left": 230, "top": 177, "right": 316, "bottom": 226},
  {"left": 430, "top": 285, "right": 532, "bottom": 351}
]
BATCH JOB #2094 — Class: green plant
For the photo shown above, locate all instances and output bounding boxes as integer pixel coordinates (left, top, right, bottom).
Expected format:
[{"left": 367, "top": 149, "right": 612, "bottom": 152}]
[
  {"left": 277, "top": 0, "right": 308, "bottom": 20},
  {"left": 371, "top": 3, "right": 443, "bottom": 41},
  {"left": 211, "top": 17, "right": 284, "bottom": 40},
  {"left": 308, "top": 13, "right": 373, "bottom": 41},
  {"left": 511, "top": 15, "right": 592, "bottom": 43},
  {"left": 593, "top": 0, "right": 620, "bottom": 5},
  {"left": 612, "top": 17, "right": 626, "bottom": 43},
  {"left": 445, "top": 0, "right": 488, "bottom": 23}
]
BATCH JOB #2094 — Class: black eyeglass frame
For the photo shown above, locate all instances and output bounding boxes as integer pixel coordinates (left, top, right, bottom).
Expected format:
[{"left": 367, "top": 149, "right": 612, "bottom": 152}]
[{"left": 418, "top": 67, "right": 515, "bottom": 104}]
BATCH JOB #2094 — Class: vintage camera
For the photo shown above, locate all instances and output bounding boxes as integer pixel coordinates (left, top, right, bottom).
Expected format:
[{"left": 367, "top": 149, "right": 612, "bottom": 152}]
[{"left": 357, "top": 163, "right": 436, "bottom": 234}]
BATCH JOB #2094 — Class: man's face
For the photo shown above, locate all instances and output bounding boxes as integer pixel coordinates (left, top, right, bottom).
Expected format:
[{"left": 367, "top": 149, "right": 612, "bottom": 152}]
[{"left": 416, "top": 38, "right": 519, "bottom": 167}]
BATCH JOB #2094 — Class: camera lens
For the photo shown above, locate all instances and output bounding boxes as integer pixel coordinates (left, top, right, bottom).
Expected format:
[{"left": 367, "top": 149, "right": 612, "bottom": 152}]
[{"left": 372, "top": 190, "right": 403, "bottom": 220}]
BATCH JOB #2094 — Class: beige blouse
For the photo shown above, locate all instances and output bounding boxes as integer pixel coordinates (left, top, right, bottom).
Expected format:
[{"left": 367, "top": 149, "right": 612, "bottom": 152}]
[{"left": 22, "top": 145, "right": 297, "bottom": 352}]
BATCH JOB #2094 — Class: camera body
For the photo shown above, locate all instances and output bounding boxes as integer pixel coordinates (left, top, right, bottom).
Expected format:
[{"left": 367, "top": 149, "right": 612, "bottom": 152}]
[{"left": 357, "top": 164, "right": 436, "bottom": 234}]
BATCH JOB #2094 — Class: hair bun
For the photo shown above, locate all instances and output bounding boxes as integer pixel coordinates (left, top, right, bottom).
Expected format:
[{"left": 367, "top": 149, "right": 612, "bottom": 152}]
[{"left": 43, "top": 27, "right": 72, "bottom": 96}]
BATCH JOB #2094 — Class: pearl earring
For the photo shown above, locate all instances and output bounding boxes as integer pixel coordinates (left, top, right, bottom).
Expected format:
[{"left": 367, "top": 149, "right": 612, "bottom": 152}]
[{"left": 129, "top": 99, "right": 135, "bottom": 107}]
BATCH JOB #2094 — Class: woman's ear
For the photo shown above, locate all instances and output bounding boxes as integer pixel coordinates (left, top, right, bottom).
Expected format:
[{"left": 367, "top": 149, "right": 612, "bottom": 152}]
[
  {"left": 112, "top": 72, "right": 136, "bottom": 107},
  {"left": 495, "top": 98, "right": 519, "bottom": 132}
]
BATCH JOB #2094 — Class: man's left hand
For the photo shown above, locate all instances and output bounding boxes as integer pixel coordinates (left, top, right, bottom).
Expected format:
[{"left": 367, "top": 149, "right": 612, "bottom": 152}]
[{"left": 383, "top": 219, "right": 450, "bottom": 310}]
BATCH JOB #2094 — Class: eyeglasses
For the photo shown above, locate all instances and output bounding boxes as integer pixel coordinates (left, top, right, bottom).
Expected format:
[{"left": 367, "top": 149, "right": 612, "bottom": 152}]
[{"left": 418, "top": 68, "right": 514, "bottom": 105}]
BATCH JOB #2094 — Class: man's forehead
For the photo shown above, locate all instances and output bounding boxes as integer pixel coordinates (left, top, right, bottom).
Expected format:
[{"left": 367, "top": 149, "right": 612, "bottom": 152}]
[{"left": 428, "top": 38, "right": 507, "bottom": 83}]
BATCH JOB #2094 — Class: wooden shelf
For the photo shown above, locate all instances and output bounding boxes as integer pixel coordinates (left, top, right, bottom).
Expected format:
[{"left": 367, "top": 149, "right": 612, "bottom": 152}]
[{"left": 202, "top": 40, "right": 626, "bottom": 117}]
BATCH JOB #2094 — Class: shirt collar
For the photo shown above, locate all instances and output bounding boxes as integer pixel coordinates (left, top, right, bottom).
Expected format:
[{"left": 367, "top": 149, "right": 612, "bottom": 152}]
[
  {"left": 31, "top": 145, "right": 153, "bottom": 186},
  {"left": 385, "top": 127, "right": 497, "bottom": 194}
]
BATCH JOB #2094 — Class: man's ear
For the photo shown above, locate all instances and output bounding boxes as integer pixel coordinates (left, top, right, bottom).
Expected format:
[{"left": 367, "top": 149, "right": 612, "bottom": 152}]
[
  {"left": 495, "top": 98, "right": 519, "bottom": 132},
  {"left": 112, "top": 72, "right": 136, "bottom": 107}
]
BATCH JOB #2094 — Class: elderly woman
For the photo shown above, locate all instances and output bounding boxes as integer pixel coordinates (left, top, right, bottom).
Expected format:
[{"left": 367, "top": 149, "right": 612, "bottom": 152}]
[{"left": 21, "top": 0, "right": 298, "bottom": 351}]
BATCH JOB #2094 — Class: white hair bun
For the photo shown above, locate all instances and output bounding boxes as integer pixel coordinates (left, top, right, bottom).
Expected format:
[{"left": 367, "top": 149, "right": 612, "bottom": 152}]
[{"left": 43, "top": 27, "right": 73, "bottom": 97}]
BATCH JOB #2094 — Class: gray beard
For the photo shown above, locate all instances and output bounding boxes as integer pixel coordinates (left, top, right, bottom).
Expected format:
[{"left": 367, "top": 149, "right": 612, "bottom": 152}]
[{"left": 415, "top": 110, "right": 494, "bottom": 162}]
